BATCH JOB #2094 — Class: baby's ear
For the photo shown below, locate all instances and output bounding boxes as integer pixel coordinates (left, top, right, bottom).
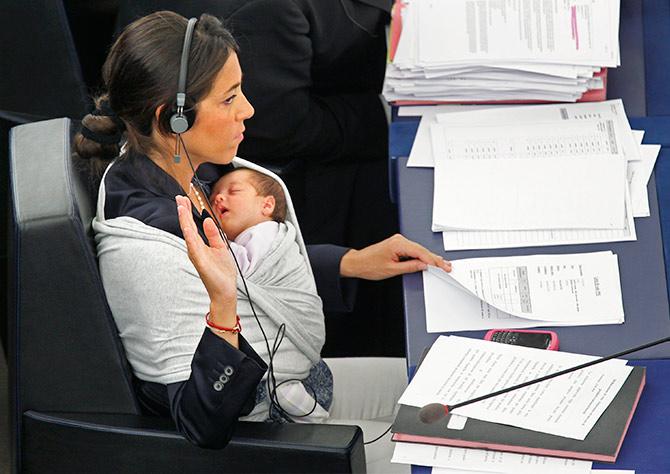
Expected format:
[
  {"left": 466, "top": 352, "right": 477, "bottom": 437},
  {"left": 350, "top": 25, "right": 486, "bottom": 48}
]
[{"left": 261, "top": 195, "right": 276, "bottom": 217}]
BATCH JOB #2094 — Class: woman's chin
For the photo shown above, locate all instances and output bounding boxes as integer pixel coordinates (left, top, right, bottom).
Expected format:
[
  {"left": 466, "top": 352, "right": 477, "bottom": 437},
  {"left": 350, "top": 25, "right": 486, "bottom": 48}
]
[
  {"left": 218, "top": 152, "right": 236, "bottom": 164},
  {"left": 209, "top": 148, "right": 238, "bottom": 165}
]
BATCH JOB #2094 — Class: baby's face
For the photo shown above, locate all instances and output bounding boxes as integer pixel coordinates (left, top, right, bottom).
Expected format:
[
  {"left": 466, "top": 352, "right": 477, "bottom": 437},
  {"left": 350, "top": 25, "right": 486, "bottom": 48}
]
[{"left": 210, "top": 169, "right": 273, "bottom": 240}]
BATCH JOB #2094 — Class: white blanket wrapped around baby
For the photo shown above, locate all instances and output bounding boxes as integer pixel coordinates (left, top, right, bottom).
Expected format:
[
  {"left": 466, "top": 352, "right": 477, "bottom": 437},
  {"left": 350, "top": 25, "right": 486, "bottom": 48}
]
[{"left": 237, "top": 220, "right": 324, "bottom": 376}]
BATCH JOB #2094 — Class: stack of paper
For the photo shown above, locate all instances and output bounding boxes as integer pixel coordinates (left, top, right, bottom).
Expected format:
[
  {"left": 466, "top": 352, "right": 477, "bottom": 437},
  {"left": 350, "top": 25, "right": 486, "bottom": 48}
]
[
  {"left": 391, "top": 336, "right": 641, "bottom": 469},
  {"left": 384, "top": 0, "right": 619, "bottom": 103},
  {"left": 401, "top": 100, "right": 661, "bottom": 251},
  {"left": 423, "top": 251, "right": 624, "bottom": 333}
]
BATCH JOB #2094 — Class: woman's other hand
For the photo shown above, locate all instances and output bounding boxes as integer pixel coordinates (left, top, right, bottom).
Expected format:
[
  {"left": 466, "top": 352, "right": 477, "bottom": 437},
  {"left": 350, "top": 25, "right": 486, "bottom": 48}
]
[
  {"left": 176, "top": 196, "right": 238, "bottom": 325},
  {"left": 339, "top": 234, "right": 451, "bottom": 281}
]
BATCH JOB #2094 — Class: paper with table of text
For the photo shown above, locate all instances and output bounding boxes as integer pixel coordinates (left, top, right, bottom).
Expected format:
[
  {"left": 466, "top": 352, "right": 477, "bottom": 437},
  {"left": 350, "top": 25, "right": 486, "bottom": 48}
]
[
  {"left": 423, "top": 251, "right": 624, "bottom": 333},
  {"left": 397, "top": 336, "right": 632, "bottom": 440},
  {"left": 402, "top": 99, "right": 641, "bottom": 169}
]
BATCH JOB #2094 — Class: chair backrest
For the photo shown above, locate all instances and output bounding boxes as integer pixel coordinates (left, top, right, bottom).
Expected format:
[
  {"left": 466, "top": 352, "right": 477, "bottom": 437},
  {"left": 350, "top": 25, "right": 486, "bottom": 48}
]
[
  {"left": 0, "top": 0, "right": 89, "bottom": 122},
  {"left": 8, "top": 118, "right": 140, "bottom": 429}
]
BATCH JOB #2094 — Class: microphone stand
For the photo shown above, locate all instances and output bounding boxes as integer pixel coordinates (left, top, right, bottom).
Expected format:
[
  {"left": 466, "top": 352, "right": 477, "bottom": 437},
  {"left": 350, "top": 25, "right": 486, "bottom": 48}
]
[{"left": 444, "top": 335, "right": 670, "bottom": 414}]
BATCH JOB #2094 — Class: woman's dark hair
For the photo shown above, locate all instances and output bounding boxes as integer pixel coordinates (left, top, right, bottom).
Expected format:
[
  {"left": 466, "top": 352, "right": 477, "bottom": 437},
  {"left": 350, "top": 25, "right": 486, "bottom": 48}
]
[{"left": 74, "top": 11, "right": 238, "bottom": 173}]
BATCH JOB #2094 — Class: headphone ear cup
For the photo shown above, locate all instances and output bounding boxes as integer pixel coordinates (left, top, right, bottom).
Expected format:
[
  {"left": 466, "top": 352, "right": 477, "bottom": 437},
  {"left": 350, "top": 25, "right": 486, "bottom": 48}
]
[
  {"left": 169, "top": 108, "right": 197, "bottom": 134},
  {"left": 170, "top": 113, "right": 189, "bottom": 134}
]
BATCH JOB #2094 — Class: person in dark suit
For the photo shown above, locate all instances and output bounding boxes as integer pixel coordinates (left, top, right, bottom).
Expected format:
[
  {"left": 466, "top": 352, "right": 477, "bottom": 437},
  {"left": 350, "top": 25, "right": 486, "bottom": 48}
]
[
  {"left": 114, "top": 0, "right": 404, "bottom": 357},
  {"left": 75, "top": 11, "right": 450, "bottom": 470}
]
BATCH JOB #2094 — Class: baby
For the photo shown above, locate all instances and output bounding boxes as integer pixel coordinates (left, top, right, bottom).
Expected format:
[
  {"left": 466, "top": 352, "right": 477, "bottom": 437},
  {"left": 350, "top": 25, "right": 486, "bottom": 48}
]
[
  {"left": 209, "top": 168, "right": 288, "bottom": 275},
  {"left": 209, "top": 166, "right": 329, "bottom": 423}
]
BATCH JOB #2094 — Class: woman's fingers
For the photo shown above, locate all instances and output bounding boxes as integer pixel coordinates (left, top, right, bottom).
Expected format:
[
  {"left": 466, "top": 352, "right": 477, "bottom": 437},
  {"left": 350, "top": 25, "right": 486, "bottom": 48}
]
[
  {"left": 391, "top": 234, "right": 452, "bottom": 272},
  {"left": 203, "top": 217, "right": 227, "bottom": 249},
  {"left": 393, "top": 259, "right": 429, "bottom": 274},
  {"left": 176, "top": 195, "right": 204, "bottom": 255}
]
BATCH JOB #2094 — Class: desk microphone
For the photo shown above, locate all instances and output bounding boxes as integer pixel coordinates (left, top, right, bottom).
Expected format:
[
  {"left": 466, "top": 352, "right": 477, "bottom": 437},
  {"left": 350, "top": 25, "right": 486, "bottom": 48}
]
[{"left": 418, "top": 335, "right": 670, "bottom": 424}]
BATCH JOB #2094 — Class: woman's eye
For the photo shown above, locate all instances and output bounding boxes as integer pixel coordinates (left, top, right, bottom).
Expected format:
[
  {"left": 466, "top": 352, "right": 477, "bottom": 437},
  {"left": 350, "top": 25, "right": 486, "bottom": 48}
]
[{"left": 223, "top": 95, "right": 236, "bottom": 105}]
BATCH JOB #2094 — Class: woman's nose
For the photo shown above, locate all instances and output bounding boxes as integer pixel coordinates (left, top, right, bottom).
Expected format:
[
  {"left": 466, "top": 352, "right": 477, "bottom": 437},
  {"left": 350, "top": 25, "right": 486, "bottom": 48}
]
[{"left": 237, "top": 92, "right": 254, "bottom": 121}]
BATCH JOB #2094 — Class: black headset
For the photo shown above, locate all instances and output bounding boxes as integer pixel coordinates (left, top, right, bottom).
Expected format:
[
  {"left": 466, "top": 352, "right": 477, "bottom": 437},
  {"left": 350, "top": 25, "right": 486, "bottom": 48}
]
[{"left": 170, "top": 17, "right": 198, "bottom": 135}]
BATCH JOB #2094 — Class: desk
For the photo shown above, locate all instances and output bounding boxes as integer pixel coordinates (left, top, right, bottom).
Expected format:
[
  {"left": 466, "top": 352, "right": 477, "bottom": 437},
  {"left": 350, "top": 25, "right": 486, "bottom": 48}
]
[
  {"left": 390, "top": 118, "right": 670, "bottom": 368},
  {"left": 407, "top": 359, "right": 670, "bottom": 473},
  {"left": 391, "top": 117, "right": 670, "bottom": 473}
]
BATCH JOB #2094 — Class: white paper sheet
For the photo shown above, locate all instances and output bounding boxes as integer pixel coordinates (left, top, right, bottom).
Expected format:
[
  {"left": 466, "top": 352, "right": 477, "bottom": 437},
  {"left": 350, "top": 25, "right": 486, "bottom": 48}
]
[
  {"left": 392, "top": 442, "right": 592, "bottom": 474},
  {"left": 430, "top": 120, "right": 627, "bottom": 231},
  {"left": 404, "top": 105, "right": 513, "bottom": 167},
  {"left": 417, "top": 0, "right": 619, "bottom": 67},
  {"left": 441, "top": 183, "right": 636, "bottom": 251},
  {"left": 435, "top": 100, "right": 640, "bottom": 163},
  {"left": 423, "top": 272, "right": 623, "bottom": 333},
  {"left": 423, "top": 252, "right": 624, "bottom": 332},
  {"left": 447, "top": 252, "right": 623, "bottom": 321},
  {"left": 629, "top": 144, "right": 661, "bottom": 218},
  {"left": 435, "top": 156, "right": 626, "bottom": 231},
  {"left": 398, "top": 336, "right": 632, "bottom": 440}
]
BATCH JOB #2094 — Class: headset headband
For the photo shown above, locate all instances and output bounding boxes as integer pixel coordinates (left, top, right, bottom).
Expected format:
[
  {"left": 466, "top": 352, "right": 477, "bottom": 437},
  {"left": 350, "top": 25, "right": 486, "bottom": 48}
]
[{"left": 176, "top": 17, "right": 198, "bottom": 111}]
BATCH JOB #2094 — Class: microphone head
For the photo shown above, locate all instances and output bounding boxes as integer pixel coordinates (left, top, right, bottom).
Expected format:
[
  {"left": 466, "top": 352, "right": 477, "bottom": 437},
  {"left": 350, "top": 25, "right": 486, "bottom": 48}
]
[{"left": 418, "top": 403, "right": 449, "bottom": 424}]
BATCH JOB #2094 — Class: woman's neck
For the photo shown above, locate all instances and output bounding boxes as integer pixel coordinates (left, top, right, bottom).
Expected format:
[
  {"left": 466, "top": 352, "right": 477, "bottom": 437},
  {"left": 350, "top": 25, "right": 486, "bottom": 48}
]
[{"left": 147, "top": 146, "right": 197, "bottom": 195}]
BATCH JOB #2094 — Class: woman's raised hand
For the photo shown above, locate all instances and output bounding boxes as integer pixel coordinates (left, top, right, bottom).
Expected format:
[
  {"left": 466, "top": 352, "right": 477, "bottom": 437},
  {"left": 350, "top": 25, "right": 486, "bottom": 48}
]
[
  {"left": 340, "top": 233, "right": 451, "bottom": 281},
  {"left": 176, "top": 196, "right": 238, "bottom": 323}
]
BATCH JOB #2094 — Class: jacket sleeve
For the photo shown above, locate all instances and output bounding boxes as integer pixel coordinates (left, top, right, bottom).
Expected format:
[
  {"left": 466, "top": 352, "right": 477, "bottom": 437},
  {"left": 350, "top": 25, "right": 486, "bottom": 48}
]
[
  {"left": 306, "top": 244, "right": 359, "bottom": 313},
  {"left": 166, "top": 330, "right": 267, "bottom": 449}
]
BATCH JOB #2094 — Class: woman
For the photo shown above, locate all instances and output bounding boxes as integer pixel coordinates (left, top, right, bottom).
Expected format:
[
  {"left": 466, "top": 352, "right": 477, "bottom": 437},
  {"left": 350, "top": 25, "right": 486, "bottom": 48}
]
[{"left": 75, "top": 11, "right": 450, "bottom": 472}]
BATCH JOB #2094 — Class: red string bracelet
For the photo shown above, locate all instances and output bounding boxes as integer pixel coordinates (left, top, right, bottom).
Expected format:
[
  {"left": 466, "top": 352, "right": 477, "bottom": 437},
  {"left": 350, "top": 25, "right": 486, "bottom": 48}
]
[{"left": 206, "top": 313, "right": 242, "bottom": 334}]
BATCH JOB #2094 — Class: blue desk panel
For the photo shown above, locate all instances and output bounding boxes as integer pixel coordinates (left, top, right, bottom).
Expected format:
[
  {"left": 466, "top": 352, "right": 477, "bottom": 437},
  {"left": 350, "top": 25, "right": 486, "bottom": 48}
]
[
  {"left": 392, "top": 119, "right": 670, "bottom": 367},
  {"left": 409, "top": 359, "right": 670, "bottom": 474}
]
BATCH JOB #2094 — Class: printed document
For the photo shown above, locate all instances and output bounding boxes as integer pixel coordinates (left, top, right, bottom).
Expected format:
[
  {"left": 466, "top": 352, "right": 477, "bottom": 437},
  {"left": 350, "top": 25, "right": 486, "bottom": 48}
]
[
  {"left": 417, "top": 0, "right": 619, "bottom": 67},
  {"left": 435, "top": 100, "right": 640, "bottom": 163},
  {"left": 399, "top": 105, "right": 503, "bottom": 168},
  {"left": 392, "top": 442, "right": 592, "bottom": 474},
  {"left": 423, "top": 252, "right": 624, "bottom": 332},
  {"left": 430, "top": 121, "right": 627, "bottom": 231},
  {"left": 403, "top": 100, "right": 638, "bottom": 171},
  {"left": 398, "top": 336, "right": 633, "bottom": 440},
  {"left": 384, "top": 0, "right": 619, "bottom": 103}
]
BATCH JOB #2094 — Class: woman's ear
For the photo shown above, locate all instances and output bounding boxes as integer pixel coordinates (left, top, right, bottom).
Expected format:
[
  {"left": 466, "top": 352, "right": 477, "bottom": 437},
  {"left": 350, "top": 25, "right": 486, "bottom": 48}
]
[
  {"left": 261, "top": 195, "right": 276, "bottom": 218},
  {"left": 155, "top": 104, "right": 166, "bottom": 125},
  {"left": 149, "top": 104, "right": 175, "bottom": 151}
]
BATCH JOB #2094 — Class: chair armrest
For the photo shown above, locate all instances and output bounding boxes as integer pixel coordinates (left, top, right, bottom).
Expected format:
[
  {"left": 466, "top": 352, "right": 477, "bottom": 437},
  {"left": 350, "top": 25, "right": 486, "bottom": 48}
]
[{"left": 20, "top": 410, "right": 366, "bottom": 473}]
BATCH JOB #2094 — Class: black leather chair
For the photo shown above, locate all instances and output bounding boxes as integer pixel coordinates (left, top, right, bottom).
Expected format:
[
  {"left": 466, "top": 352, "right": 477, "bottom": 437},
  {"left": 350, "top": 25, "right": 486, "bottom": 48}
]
[{"left": 7, "top": 117, "right": 365, "bottom": 473}]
